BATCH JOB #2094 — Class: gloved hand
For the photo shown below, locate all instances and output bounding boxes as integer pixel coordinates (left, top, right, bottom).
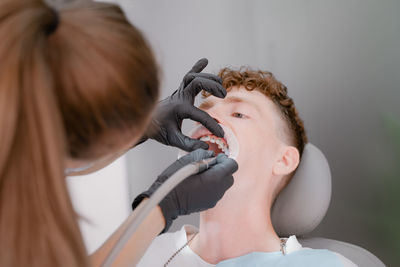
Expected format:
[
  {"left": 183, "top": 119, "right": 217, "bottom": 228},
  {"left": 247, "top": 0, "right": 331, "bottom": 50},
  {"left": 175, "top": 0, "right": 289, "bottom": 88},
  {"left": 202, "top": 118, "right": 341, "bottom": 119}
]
[
  {"left": 132, "top": 149, "right": 238, "bottom": 233},
  {"left": 138, "top": 58, "right": 226, "bottom": 151}
]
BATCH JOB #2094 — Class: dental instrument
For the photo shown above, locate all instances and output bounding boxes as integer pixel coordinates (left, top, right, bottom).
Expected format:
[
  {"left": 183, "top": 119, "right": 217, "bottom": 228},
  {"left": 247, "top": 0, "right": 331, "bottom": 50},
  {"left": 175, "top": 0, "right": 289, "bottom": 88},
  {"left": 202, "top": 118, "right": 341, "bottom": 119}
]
[{"left": 100, "top": 156, "right": 217, "bottom": 267}]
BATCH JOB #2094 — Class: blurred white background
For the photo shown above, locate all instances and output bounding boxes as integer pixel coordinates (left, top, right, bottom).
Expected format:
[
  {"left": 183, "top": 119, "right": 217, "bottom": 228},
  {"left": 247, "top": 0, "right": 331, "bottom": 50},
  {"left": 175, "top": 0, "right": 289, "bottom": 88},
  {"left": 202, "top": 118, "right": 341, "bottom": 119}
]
[{"left": 68, "top": 0, "right": 400, "bottom": 265}]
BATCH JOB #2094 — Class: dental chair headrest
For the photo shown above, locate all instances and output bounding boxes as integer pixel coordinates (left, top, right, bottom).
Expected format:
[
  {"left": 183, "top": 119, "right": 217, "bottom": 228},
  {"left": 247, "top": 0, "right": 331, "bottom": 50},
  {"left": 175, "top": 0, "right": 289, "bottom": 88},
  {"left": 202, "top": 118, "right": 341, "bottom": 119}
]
[{"left": 271, "top": 143, "right": 332, "bottom": 237}]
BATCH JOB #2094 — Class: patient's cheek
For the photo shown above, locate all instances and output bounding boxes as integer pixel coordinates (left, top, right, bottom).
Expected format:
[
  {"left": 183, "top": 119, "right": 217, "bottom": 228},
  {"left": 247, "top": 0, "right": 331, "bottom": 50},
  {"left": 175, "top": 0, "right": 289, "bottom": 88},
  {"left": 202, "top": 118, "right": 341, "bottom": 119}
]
[
  {"left": 235, "top": 137, "right": 257, "bottom": 167},
  {"left": 244, "top": 134, "right": 273, "bottom": 166},
  {"left": 233, "top": 125, "right": 268, "bottom": 166}
]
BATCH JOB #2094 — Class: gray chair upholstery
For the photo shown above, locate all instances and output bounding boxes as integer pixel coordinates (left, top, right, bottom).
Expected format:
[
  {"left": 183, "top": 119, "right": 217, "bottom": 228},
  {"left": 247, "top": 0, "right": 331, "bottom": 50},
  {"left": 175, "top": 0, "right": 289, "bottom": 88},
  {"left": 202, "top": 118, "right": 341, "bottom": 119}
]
[
  {"left": 272, "top": 143, "right": 332, "bottom": 236},
  {"left": 271, "top": 143, "right": 386, "bottom": 267}
]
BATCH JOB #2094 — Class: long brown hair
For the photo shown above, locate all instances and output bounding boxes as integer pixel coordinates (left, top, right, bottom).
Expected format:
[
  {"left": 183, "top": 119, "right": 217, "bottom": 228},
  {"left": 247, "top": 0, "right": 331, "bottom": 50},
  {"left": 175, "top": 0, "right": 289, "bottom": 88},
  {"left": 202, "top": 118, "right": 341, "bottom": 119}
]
[{"left": 0, "top": 0, "right": 159, "bottom": 266}]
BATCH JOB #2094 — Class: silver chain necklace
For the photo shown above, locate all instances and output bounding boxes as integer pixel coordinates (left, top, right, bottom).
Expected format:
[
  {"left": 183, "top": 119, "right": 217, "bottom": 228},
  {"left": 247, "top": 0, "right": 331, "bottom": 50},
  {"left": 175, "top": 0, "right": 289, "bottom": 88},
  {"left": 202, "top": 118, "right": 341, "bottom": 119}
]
[
  {"left": 164, "top": 233, "right": 287, "bottom": 266},
  {"left": 164, "top": 233, "right": 198, "bottom": 266}
]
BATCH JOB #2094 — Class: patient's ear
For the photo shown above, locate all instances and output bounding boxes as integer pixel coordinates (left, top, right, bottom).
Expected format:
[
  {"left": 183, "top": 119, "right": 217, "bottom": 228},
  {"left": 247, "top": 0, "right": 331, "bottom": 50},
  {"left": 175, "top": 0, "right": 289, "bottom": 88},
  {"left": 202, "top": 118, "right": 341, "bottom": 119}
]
[{"left": 272, "top": 145, "right": 300, "bottom": 176}]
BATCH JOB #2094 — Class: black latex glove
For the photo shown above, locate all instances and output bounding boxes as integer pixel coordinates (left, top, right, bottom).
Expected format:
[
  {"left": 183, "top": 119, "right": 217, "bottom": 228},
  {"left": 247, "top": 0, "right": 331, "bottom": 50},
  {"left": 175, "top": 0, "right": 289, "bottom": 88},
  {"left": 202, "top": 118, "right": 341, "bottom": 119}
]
[
  {"left": 138, "top": 58, "right": 226, "bottom": 151},
  {"left": 132, "top": 149, "right": 238, "bottom": 233}
]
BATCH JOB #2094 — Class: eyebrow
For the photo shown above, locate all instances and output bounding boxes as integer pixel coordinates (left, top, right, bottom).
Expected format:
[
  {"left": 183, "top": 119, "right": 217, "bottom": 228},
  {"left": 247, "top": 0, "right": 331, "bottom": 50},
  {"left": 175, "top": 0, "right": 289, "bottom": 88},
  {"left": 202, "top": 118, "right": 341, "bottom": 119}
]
[
  {"left": 198, "top": 99, "right": 214, "bottom": 110},
  {"left": 199, "top": 95, "right": 261, "bottom": 115},
  {"left": 199, "top": 96, "right": 243, "bottom": 110}
]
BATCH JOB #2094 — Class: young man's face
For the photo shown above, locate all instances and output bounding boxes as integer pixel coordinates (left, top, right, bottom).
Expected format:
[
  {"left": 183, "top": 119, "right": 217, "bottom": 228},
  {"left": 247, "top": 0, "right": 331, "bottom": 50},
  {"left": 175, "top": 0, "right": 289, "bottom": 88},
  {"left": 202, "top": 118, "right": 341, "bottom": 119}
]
[{"left": 197, "top": 86, "right": 285, "bottom": 196}]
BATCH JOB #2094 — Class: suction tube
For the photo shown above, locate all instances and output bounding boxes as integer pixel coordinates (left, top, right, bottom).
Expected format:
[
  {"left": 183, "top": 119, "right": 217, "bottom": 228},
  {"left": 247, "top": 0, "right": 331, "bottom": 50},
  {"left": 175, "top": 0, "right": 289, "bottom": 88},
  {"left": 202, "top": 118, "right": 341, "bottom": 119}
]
[{"left": 100, "top": 157, "right": 217, "bottom": 267}]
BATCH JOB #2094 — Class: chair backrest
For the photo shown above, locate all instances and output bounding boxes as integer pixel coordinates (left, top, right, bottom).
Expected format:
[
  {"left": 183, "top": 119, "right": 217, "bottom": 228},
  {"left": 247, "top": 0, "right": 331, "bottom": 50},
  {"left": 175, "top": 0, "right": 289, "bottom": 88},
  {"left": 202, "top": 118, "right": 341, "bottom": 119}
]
[
  {"left": 271, "top": 143, "right": 386, "bottom": 266},
  {"left": 271, "top": 143, "right": 332, "bottom": 236},
  {"left": 299, "top": 237, "right": 386, "bottom": 267}
]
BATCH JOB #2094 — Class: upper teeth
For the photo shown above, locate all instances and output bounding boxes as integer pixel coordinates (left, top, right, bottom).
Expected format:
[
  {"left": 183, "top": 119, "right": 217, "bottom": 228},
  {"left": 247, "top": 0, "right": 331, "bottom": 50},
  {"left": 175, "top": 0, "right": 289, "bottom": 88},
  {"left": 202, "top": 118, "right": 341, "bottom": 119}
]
[
  {"left": 202, "top": 136, "right": 210, "bottom": 141},
  {"left": 200, "top": 135, "right": 229, "bottom": 155}
]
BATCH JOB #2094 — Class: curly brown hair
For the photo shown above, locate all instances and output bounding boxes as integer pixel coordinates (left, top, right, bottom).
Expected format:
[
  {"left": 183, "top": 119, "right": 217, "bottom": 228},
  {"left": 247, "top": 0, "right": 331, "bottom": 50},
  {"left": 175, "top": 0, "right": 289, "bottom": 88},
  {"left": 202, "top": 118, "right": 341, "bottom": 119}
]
[
  {"left": 201, "top": 67, "right": 308, "bottom": 197},
  {"left": 216, "top": 67, "right": 308, "bottom": 158}
]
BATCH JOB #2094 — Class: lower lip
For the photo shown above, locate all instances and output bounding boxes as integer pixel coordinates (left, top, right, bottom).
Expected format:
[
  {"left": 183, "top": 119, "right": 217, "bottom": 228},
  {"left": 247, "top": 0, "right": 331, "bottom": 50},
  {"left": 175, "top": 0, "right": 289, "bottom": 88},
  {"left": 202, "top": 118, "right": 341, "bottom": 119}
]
[{"left": 177, "top": 124, "right": 239, "bottom": 160}]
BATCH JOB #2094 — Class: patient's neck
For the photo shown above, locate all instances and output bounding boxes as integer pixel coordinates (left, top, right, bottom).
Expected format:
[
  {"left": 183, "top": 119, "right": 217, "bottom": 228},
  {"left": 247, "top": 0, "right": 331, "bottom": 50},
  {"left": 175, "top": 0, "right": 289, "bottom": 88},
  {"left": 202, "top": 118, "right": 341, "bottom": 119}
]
[{"left": 189, "top": 187, "right": 281, "bottom": 264}]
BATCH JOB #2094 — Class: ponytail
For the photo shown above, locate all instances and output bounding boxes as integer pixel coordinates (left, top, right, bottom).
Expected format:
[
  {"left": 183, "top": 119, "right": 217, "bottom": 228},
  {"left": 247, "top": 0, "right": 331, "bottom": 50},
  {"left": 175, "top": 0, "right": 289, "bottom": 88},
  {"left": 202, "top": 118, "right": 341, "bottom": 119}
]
[
  {"left": 0, "top": 0, "right": 159, "bottom": 265},
  {"left": 0, "top": 1, "right": 88, "bottom": 266}
]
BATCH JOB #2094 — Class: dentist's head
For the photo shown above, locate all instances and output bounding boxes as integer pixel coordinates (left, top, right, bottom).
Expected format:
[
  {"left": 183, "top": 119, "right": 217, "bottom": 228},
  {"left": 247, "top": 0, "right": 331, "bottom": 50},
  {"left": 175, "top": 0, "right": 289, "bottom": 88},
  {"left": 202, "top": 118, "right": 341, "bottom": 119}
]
[{"left": 0, "top": 1, "right": 158, "bottom": 266}]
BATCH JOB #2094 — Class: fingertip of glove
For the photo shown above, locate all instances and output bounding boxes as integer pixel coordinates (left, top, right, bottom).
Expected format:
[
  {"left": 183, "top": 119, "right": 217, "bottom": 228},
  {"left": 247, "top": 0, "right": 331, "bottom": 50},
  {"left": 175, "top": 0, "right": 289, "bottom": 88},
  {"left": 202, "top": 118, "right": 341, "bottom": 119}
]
[
  {"left": 216, "top": 154, "right": 238, "bottom": 172},
  {"left": 229, "top": 159, "right": 239, "bottom": 172},
  {"left": 192, "top": 148, "right": 215, "bottom": 158},
  {"left": 216, "top": 85, "right": 227, "bottom": 98},
  {"left": 221, "top": 87, "right": 227, "bottom": 97},
  {"left": 193, "top": 58, "right": 208, "bottom": 71},
  {"left": 225, "top": 175, "right": 235, "bottom": 188},
  {"left": 198, "top": 58, "right": 208, "bottom": 65},
  {"left": 216, "top": 153, "right": 228, "bottom": 160},
  {"left": 214, "top": 125, "right": 224, "bottom": 138},
  {"left": 193, "top": 141, "right": 209, "bottom": 150}
]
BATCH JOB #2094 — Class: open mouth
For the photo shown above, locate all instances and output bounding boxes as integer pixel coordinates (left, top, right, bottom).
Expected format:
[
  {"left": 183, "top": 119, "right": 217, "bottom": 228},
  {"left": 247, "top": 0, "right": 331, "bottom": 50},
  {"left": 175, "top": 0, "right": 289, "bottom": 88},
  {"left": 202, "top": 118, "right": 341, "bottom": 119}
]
[
  {"left": 197, "top": 134, "right": 229, "bottom": 156},
  {"left": 177, "top": 124, "right": 239, "bottom": 160}
]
